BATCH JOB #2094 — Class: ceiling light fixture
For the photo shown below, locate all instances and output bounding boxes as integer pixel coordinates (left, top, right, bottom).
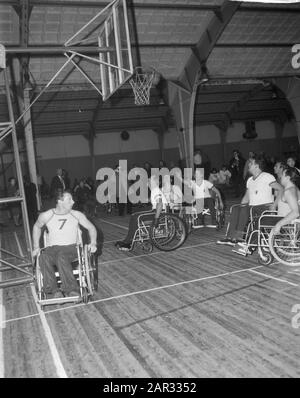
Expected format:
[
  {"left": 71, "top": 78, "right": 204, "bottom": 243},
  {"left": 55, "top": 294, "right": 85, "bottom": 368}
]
[{"left": 198, "top": 65, "right": 209, "bottom": 85}]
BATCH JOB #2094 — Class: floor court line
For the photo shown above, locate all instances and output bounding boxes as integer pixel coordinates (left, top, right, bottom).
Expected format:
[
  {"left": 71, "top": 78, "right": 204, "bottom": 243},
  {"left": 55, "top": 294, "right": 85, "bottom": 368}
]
[
  {"left": 14, "top": 232, "right": 68, "bottom": 378},
  {"left": 97, "top": 218, "right": 128, "bottom": 230},
  {"left": 248, "top": 269, "right": 299, "bottom": 287},
  {"left": 101, "top": 240, "right": 216, "bottom": 266},
  {"left": 4, "top": 264, "right": 265, "bottom": 323}
]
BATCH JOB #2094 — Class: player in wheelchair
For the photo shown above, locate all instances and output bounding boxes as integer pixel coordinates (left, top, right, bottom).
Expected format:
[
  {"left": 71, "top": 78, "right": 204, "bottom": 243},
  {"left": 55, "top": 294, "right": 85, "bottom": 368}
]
[
  {"left": 115, "top": 174, "right": 187, "bottom": 252},
  {"left": 32, "top": 189, "right": 98, "bottom": 308},
  {"left": 216, "top": 155, "right": 282, "bottom": 256},
  {"left": 232, "top": 165, "right": 300, "bottom": 264},
  {"left": 177, "top": 168, "right": 224, "bottom": 232}
]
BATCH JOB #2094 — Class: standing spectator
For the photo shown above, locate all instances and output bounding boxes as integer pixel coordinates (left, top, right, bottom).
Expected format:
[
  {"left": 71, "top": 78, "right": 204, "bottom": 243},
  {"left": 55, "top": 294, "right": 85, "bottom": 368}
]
[
  {"left": 229, "top": 150, "right": 245, "bottom": 197},
  {"left": 194, "top": 150, "right": 210, "bottom": 179},
  {"left": 243, "top": 151, "right": 255, "bottom": 181},
  {"left": 73, "top": 178, "right": 92, "bottom": 213},
  {"left": 158, "top": 159, "right": 167, "bottom": 169},
  {"left": 72, "top": 178, "right": 79, "bottom": 193},
  {"left": 23, "top": 175, "right": 38, "bottom": 226},
  {"left": 143, "top": 161, "right": 152, "bottom": 178},
  {"left": 62, "top": 169, "right": 71, "bottom": 190},
  {"left": 50, "top": 168, "right": 65, "bottom": 197}
]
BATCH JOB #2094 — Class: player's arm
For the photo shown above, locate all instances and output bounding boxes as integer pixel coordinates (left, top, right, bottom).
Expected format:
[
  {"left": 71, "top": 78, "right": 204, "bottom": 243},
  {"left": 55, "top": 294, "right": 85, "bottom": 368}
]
[
  {"left": 211, "top": 186, "right": 224, "bottom": 209},
  {"left": 240, "top": 188, "right": 249, "bottom": 205},
  {"left": 32, "top": 212, "right": 48, "bottom": 257},
  {"left": 76, "top": 212, "right": 98, "bottom": 253},
  {"left": 270, "top": 180, "right": 283, "bottom": 193}
]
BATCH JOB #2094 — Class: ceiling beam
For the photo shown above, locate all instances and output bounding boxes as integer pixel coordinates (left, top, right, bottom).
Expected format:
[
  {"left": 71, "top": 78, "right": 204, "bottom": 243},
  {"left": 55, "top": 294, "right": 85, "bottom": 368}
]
[
  {"left": 4, "top": 0, "right": 299, "bottom": 12},
  {"left": 29, "top": 1, "right": 221, "bottom": 12},
  {"left": 215, "top": 43, "right": 296, "bottom": 48},
  {"left": 239, "top": 5, "right": 300, "bottom": 13},
  {"left": 5, "top": 41, "right": 297, "bottom": 55}
]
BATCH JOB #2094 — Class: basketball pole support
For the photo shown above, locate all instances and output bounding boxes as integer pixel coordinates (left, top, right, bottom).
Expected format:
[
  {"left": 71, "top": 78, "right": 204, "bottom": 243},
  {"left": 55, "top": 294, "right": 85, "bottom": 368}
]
[{"left": 0, "top": 67, "right": 34, "bottom": 289}]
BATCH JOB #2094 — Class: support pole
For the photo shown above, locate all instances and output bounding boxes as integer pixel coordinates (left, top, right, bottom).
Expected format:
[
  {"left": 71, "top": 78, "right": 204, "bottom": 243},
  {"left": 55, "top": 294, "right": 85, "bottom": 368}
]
[
  {"left": 4, "top": 68, "right": 33, "bottom": 261},
  {"left": 21, "top": 88, "right": 41, "bottom": 210}
]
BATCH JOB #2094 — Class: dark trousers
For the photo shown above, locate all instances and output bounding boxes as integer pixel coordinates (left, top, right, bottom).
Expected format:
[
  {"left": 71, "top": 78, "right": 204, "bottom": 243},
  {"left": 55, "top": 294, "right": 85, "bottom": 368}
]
[
  {"left": 123, "top": 210, "right": 156, "bottom": 243},
  {"left": 227, "top": 203, "right": 271, "bottom": 240},
  {"left": 197, "top": 197, "right": 216, "bottom": 224},
  {"left": 117, "top": 198, "right": 133, "bottom": 216},
  {"left": 40, "top": 245, "right": 79, "bottom": 294}
]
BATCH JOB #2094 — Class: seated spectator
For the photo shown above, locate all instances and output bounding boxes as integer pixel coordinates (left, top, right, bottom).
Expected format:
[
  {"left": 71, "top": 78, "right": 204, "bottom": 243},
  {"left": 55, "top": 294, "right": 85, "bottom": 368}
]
[
  {"left": 217, "top": 155, "right": 282, "bottom": 255},
  {"left": 32, "top": 190, "right": 97, "bottom": 298},
  {"left": 208, "top": 168, "right": 220, "bottom": 185},
  {"left": 7, "top": 177, "right": 22, "bottom": 226},
  {"left": 286, "top": 156, "right": 300, "bottom": 173},
  {"left": 218, "top": 165, "right": 231, "bottom": 186}
]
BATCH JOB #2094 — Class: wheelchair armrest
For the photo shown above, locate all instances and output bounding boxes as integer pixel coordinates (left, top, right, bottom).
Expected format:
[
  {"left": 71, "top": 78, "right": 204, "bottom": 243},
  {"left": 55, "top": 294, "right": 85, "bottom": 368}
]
[
  {"left": 261, "top": 210, "right": 277, "bottom": 216},
  {"left": 229, "top": 203, "right": 247, "bottom": 213}
]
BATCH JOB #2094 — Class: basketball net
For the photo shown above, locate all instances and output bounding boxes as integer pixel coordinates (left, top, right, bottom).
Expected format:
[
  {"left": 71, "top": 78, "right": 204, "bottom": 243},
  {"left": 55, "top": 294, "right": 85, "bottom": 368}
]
[{"left": 129, "top": 67, "right": 157, "bottom": 105}]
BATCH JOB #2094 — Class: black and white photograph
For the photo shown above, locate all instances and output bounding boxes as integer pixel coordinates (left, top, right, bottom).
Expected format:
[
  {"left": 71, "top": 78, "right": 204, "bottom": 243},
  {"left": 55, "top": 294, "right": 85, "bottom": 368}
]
[{"left": 0, "top": 0, "right": 300, "bottom": 380}]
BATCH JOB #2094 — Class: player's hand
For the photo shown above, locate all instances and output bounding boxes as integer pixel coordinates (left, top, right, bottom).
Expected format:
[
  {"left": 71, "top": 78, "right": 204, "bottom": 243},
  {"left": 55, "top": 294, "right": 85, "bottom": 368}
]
[
  {"left": 89, "top": 243, "right": 97, "bottom": 253},
  {"left": 273, "top": 223, "right": 281, "bottom": 235},
  {"left": 32, "top": 248, "right": 40, "bottom": 257}
]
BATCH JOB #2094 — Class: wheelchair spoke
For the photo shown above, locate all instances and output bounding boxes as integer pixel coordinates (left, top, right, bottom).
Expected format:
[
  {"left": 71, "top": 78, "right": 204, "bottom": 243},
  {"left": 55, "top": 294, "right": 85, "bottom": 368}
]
[
  {"left": 150, "top": 213, "right": 187, "bottom": 252},
  {"left": 269, "top": 226, "right": 300, "bottom": 266}
]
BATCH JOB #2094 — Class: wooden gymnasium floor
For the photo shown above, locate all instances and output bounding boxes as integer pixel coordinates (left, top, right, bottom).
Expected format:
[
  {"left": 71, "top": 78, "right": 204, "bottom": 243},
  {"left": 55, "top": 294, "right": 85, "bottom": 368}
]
[{"left": 1, "top": 200, "right": 300, "bottom": 378}]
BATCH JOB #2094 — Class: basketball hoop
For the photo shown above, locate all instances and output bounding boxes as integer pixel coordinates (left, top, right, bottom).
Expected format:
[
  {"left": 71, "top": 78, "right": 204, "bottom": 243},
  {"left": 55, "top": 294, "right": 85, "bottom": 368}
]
[
  {"left": 129, "top": 67, "right": 160, "bottom": 106},
  {"left": 0, "top": 44, "right": 6, "bottom": 69}
]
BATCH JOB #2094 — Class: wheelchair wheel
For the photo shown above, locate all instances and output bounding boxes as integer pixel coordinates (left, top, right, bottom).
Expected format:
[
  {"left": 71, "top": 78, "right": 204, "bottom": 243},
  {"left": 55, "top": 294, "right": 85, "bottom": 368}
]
[
  {"left": 183, "top": 214, "right": 193, "bottom": 234},
  {"left": 83, "top": 245, "right": 97, "bottom": 295},
  {"left": 141, "top": 241, "right": 153, "bottom": 253},
  {"left": 82, "top": 287, "right": 89, "bottom": 304},
  {"left": 269, "top": 226, "right": 300, "bottom": 267},
  {"left": 258, "top": 250, "right": 273, "bottom": 266},
  {"left": 150, "top": 213, "right": 187, "bottom": 251},
  {"left": 35, "top": 257, "right": 44, "bottom": 301}
]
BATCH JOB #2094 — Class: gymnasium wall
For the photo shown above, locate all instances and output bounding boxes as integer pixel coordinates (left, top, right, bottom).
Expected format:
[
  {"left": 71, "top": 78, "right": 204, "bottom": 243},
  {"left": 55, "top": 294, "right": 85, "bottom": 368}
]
[
  {"left": 194, "top": 120, "right": 299, "bottom": 169},
  {"left": 0, "top": 119, "right": 298, "bottom": 188}
]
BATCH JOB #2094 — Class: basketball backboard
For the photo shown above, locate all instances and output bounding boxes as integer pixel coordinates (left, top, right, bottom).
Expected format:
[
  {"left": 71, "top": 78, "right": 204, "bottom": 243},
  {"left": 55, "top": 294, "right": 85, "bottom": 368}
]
[
  {"left": 64, "top": 0, "right": 133, "bottom": 101},
  {"left": 98, "top": 0, "right": 133, "bottom": 100}
]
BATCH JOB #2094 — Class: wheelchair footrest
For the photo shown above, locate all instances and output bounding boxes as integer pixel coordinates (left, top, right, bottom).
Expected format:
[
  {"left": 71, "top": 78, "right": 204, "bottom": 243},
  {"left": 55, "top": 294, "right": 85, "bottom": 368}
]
[{"left": 38, "top": 296, "right": 81, "bottom": 306}]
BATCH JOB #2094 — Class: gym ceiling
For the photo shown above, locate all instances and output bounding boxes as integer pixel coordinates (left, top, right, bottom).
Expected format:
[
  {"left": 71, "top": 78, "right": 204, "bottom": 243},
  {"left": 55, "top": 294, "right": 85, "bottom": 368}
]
[{"left": 0, "top": 0, "right": 299, "bottom": 139}]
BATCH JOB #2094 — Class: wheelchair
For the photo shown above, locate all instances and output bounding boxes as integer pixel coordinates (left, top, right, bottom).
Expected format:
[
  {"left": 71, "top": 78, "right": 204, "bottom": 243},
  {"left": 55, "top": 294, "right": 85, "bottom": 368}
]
[
  {"left": 226, "top": 204, "right": 284, "bottom": 266},
  {"left": 268, "top": 219, "right": 300, "bottom": 267},
  {"left": 35, "top": 228, "right": 98, "bottom": 310},
  {"left": 130, "top": 209, "right": 187, "bottom": 253},
  {"left": 179, "top": 195, "right": 225, "bottom": 234}
]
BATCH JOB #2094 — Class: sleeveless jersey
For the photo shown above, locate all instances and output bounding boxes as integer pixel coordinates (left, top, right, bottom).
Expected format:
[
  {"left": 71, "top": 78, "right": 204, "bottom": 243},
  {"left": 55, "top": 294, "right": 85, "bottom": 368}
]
[{"left": 45, "top": 210, "right": 79, "bottom": 246}]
